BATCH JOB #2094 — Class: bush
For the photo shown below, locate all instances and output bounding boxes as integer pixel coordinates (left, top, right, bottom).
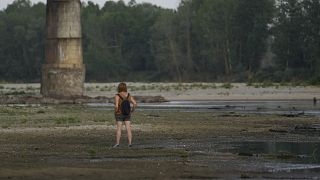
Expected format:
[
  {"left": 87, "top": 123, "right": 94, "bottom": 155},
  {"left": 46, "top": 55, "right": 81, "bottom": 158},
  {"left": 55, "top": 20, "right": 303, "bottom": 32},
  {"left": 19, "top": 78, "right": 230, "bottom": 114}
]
[
  {"left": 309, "top": 76, "right": 320, "bottom": 86},
  {"left": 220, "top": 83, "right": 233, "bottom": 89},
  {"left": 5, "top": 91, "right": 26, "bottom": 95}
]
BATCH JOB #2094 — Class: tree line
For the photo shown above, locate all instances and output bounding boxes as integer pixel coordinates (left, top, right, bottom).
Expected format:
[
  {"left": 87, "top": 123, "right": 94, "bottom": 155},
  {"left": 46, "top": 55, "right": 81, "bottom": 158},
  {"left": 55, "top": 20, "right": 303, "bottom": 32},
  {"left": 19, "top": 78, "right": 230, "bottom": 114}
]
[{"left": 0, "top": 0, "right": 319, "bottom": 83}]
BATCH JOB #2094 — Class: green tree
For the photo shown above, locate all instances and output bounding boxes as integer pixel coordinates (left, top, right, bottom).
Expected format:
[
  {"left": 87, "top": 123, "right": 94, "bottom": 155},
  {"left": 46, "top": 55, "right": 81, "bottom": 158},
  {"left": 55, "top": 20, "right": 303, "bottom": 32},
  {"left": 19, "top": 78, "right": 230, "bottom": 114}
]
[
  {"left": 191, "top": 0, "right": 237, "bottom": 78},
  {"left": 233, "top": 0, "right": 275, "bottom": 76},
  {"left": 176, "top": 0, "right": 194, "bottom": 80},
  {"left": 301, "top": 0, "right": 320, "bottom": 77},
  {"left": 82, "top": 1, "right": 161, "bottom": 81},
  {"left": 151, "top": 10, "right": 184, "bottom": 81},
  {"left": 272, "top": 0, "right": 320, "bottom": 81},
  {"left": 0, "top": 0, "right": 45, "bottom": 81}
]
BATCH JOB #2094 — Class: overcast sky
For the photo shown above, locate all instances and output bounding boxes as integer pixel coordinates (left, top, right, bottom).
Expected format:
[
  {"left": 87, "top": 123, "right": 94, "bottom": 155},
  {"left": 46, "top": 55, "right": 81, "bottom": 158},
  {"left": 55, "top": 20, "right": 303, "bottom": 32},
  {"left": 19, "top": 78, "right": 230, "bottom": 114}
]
[{"left": 0, "top": 0, "right": 181, "bottom": 10}]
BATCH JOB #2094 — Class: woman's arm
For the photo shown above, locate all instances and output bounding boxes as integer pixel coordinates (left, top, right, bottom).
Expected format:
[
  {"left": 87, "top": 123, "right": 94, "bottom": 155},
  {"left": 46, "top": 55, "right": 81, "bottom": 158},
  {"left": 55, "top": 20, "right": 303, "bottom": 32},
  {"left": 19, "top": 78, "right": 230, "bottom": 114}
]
[
  {"left": 130, "top": 96, "right": 137, "bottom": 113},
  {"left": 114, "top": 95, "right": 120, "bottom": 113}
]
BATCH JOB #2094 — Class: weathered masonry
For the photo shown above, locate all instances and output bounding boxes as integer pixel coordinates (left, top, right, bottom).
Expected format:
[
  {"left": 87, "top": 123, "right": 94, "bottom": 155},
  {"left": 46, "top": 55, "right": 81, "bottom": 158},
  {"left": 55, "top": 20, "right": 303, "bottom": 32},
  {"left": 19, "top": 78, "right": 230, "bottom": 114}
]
[{"left": 41, "top": 0, "right": 85, "bottom": 97}]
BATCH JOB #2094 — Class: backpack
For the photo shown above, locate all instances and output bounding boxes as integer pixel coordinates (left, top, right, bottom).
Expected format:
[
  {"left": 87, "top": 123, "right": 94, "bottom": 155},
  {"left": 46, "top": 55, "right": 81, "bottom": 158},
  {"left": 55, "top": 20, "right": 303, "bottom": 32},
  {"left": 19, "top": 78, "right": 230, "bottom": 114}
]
[{"left": 118, "top": 93, "right": 131, "bottom": 115}]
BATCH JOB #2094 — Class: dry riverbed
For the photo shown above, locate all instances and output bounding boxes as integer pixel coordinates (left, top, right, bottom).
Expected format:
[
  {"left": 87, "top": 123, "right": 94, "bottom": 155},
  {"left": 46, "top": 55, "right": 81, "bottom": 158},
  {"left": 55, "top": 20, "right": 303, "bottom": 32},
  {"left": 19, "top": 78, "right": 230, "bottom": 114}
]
[
  {"left": 1, "top": 104, "right": 320, "bottom": 179},
  {"left": 1, "top": 83, "right": 320, "bottom": 179},
  {"left": 1, "top": 82, "right": 320, "bottom": 101}
]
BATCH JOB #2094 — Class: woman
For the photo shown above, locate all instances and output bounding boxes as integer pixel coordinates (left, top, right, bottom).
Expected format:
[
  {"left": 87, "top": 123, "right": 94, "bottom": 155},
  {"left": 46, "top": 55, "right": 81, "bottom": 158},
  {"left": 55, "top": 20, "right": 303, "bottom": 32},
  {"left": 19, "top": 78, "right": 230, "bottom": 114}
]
[{"left": 113, "top": 82, "right": 137, "bottom": 148}]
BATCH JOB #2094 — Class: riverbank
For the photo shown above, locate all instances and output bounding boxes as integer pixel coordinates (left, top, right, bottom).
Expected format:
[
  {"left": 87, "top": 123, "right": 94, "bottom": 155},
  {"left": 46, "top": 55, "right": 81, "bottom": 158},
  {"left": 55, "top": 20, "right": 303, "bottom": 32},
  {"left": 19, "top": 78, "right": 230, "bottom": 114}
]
[
  {"left": 87, "top": 82, "right": 320, "bottom": 101},
  {"left": 1, "top": 83, "right": 319, "bottom": 101}
]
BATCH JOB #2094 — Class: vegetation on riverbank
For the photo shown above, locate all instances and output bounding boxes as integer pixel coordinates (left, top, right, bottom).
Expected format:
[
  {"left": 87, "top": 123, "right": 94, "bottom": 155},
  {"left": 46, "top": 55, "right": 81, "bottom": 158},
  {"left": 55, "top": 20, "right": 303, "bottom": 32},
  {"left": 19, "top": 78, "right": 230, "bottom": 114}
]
[{"left": 1, "top": 0, "right": 319, "bottom": 83}]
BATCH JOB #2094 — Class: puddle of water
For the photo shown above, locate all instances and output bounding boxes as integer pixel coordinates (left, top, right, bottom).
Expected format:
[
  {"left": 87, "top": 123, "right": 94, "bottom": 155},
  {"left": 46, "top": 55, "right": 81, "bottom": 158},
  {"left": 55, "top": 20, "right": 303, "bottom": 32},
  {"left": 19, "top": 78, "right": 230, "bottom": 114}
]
[
  {"left": 87, "top": 100, "right": 320, "bottom": 116},
  {"left": 266, "top": 163, "right": 320, "bottom": 173},
  {"left": 221, "top": 141, "right": 320, "bottom": 164}
]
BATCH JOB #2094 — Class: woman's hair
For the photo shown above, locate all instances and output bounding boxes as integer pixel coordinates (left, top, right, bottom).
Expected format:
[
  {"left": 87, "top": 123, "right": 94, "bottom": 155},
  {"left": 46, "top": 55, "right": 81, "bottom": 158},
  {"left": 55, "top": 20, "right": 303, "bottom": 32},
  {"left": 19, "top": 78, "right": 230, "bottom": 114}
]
[{"left": 117, "top": 82, "right": 127, "bottom": 93}]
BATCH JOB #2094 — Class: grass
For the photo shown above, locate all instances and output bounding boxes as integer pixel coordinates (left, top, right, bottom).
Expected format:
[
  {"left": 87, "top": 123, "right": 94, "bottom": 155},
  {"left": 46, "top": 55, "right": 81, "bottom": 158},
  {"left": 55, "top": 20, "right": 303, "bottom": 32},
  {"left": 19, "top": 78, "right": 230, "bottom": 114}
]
[
  {"left": 0, "top": 107, "right": 32, "bottom": 116},
  {"left": 246, "top": 81, "right": 310, "bottom": 88},
  {"left": 5, "top": 91, "right": 26, "bottom": 95},
  {"left": 247, "top": 81, "right": 275, "bottom": 88},
  {"left": 0, "top": 105, "right": 114, "bottom": 128},
  {"left": 83, "top": 83, "right": 221, "bottom": 93},
  {"left": 126, "top": 83, "right": 219, "bottom": 92},
  {"left": 88, "top": 148, "right": 97, "bottom": 158},
  {"left": 55, "top": 117, "right": 80, "bottom": 125},
  {"left": 220, "top": 83, "right": 233, "bottom": 89},
  {"left": 85, "top": 86, "right": 94, "bottom": 91}
]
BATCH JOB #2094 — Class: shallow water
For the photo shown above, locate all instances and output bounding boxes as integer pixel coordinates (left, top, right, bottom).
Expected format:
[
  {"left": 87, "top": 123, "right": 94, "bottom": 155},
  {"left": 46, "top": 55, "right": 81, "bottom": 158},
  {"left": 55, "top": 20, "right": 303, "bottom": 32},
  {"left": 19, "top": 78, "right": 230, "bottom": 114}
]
[
  {"left": 222, "top": 141, "right": 320, "bottom": 163},
  {"left": 224, "top": 141, "right": 320, "bottom": 174},
  {"left": 88, "top": 100, "right": 320, "bottom": 116}
]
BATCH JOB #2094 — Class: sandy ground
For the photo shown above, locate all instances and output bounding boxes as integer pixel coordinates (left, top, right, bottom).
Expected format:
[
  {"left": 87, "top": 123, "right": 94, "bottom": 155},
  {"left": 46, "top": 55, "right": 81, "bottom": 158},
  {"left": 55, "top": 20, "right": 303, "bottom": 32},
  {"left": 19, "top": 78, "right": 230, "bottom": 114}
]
[
  {"left": 0, "top": 104, "right": 320, "bottom": 179},
  {"left": 1, "top": 83, "right": 320, "bottom": 101},
  {"left": 87, "top": 82, "right": 320, "bottom": 101}
]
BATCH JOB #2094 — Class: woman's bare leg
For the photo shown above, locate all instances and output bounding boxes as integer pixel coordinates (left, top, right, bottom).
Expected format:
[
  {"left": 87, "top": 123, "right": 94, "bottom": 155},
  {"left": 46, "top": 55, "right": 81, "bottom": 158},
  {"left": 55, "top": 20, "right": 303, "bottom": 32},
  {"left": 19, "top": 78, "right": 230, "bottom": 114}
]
[
  {"left": 116, "top": 121, "right": 123, "bottom": 145},
  {"left": 124, "top": 121, "right": 132, "bottom": 145}
]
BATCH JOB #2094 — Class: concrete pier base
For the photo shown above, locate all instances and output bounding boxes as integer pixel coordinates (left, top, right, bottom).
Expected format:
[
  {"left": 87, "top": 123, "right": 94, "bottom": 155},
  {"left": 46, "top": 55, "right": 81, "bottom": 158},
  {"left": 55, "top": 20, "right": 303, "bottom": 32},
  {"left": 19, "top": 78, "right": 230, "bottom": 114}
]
[
  {"left": 41, "top": 0, "right": 85, "bottom": 98},
  {"left": 41, "top": 65, "right": 85, "bottom": 98}
]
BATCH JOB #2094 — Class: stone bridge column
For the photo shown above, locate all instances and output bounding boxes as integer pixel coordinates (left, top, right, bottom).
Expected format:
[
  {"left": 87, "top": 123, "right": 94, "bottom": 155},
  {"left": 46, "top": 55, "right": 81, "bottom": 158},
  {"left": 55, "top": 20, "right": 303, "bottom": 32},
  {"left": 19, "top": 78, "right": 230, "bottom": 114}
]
[{"left": 41, "top": 0, "right": 85, "bottom": 98}]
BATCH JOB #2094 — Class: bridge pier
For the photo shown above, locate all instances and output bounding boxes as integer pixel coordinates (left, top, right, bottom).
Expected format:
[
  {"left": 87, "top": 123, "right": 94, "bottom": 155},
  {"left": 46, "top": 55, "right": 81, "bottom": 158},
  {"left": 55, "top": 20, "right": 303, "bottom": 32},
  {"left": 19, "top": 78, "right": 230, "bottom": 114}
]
[{"left": 41, "top": 0, "right": 85, "bottom": 98}]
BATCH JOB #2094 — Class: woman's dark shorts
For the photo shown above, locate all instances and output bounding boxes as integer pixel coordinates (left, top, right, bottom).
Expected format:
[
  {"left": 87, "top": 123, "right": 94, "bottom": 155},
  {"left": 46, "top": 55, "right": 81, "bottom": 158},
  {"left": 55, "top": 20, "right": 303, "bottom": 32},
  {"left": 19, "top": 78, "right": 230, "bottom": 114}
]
[{"left": 115, "top": 114, "right": 131, "bottom": 121}]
